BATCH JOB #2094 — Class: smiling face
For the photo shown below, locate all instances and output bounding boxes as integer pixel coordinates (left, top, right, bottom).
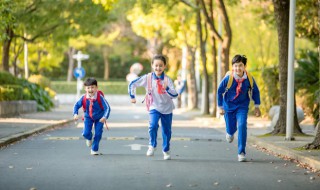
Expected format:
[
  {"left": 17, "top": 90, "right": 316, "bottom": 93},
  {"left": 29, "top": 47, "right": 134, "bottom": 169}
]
[
  {"left": 152, "top": 59, "right": 166, "bottom": 77},
  {"left": 232, "top": 62, "right": 246, "bottom": 77},
  {"left": 85, "top": 85, "right": 98, "bottom": 97}
]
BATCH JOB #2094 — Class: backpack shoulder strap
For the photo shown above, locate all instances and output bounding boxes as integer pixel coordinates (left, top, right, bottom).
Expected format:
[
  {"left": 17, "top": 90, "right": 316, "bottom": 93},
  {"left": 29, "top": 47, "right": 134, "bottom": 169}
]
[
  {"left": 96, "top": 91, "right": 104, "bottom": 110},
  {"left": 82, "top": 95, "right": 87, "bottom": 111},
  {"left": 245, "top": 71, "right": 254, "bottom": 89},
  {"left": 147, "top": 73, "right": 152, "bottom": 93},
  {"left": 226, "top": 71, "right": 233, "bottom": 89}
]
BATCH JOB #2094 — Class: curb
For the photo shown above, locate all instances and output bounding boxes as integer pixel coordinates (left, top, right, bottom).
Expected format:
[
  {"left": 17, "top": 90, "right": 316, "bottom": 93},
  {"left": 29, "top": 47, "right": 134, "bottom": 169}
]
[
  {"left": 248, "top": 136, "right": 320, "bottom": 171},
  {"left": 0, "top": 119, "right": 74, "bottom": 148}
]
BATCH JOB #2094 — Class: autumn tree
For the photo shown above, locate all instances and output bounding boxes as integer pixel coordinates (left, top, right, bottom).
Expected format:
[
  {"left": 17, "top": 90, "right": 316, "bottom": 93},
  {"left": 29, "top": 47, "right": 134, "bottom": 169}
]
[{"left": 271, "top": 0, "right": 303, "bottom": 135}]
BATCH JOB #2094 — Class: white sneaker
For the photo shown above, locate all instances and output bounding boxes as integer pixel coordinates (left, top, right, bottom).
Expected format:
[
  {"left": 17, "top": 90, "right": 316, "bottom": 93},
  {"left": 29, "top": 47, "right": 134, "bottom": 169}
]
[
  {"left": 163, "top": 151, "right": 171, "bottom": 160},
  {"left": 226, "top": 134, "right": 234, "bottom": 143},
  {"left": 146, "top": 146, "right": 155, "bottom": 156},
  {"left": 90, "top": 150, "right": 99, "bottom": 155},
  {"left": 238, "top": 153, "right": 246, "bottom": 162},
  {"left": 86, "top": 139, "right": 92, "bottom": 147}
]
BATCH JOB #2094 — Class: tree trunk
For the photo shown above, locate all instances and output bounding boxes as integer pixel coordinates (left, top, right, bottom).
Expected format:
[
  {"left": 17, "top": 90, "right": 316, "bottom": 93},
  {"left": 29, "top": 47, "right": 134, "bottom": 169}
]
[
  {"left": 2, "top": 27, "right": 14, "bottom": 71},
  {"left": 197, "top": 0, "right": 209, "bottom": 115},
  {"left": 12, "top": 41, "right": 23, "bottom": 77},
  {"left": 187, "top": 47, "right": 198, "bottom": 109},
  {"left": 217, "top": 0, "right": 232, "bottom": 76},
  {"left": 271, "top": 0, "right": 303, "bottom": 135},
  {"left": 67, "top": 47, "right": 75, "bottom": 82},
  {"left": 271, "top": 0, "right": 290, "bottom": 134},
  {"left": 304, "top": 121, "right": 320, "bottom": 149},
  {"left": 211, "top": 39, "right": 217, "bottom": 116},
  {"left": 147, "top": 37, "right": 164, "bottom": 57},
  {"left": 102, "top": 46, "right": 109, "bottom": 80}
]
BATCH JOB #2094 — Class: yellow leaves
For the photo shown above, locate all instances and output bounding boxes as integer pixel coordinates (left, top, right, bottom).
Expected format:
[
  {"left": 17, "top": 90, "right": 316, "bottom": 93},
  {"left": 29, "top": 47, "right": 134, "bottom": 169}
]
[
  {"left": 69, "top": 28, "right": 121, "bottom": 48},
  {"left": 127, "top": 5, "right": 175, "bottom": 40},
  {"left": 92, "top": 0, "right": 118, "bottom": 10}
]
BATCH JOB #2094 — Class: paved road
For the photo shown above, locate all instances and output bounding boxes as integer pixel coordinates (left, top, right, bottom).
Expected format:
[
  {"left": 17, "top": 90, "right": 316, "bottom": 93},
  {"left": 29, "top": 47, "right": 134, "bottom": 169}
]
[{"left": 0, "top": 104, "right": 319, "bottom": 190}]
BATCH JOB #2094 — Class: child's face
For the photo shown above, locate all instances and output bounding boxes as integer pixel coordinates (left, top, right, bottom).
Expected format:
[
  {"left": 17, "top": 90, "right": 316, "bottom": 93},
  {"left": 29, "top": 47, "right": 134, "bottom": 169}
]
[
  {"left": 85, "top": 85, "right": 98, "bottom": 97},
  {"left": 232, "top": 62, "right": 246, "bottom": 77},
  {"left": 152, "top": 59, "right": 166, "bottom": 76}
]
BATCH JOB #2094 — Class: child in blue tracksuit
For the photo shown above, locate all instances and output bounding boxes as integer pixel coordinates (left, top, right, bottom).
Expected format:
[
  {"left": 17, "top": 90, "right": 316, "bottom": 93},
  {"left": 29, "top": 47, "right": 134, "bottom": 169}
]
[
  {"left": 73, "top": 77, "right": 111, "bottom": 155},
  {"left": 128, "top": 54, "right": 178, "bottom": 160},
  {"left": 217, "top": 55, "right": 261, "bottom": 162}
]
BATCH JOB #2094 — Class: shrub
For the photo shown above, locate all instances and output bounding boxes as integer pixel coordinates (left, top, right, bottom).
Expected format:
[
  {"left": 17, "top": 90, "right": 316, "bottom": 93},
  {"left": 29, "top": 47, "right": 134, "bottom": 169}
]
[
  {"left": 28, "top": 74, "right": 51, "bottom": 88},
  {"left": 295, "top": 50, "right": 319, "bottom": 125},
  {"left": 45, "top": 87, "right": 56, "bottom": 98},
  {"left": 0, "top": 71, "right": 18, "bottom": 85},
  {"left": 0, "top": 85, "right": 23, "bottom": 101}
]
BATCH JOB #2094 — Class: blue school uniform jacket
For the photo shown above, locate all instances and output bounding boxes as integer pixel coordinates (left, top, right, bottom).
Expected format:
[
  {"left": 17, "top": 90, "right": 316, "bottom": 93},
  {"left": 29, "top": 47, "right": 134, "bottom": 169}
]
[
  {"left": 217, "top": 75, "right": 260, "bottom": 112},
  {"left": 73, "top": 93, "right": 111, "bottom": 120}
]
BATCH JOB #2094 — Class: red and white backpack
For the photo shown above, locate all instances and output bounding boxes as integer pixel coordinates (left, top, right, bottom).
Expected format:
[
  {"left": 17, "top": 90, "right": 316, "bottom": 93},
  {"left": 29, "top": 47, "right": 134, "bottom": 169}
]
[{"left": 142, "top": 73, "right": 168, "bottom": 111}]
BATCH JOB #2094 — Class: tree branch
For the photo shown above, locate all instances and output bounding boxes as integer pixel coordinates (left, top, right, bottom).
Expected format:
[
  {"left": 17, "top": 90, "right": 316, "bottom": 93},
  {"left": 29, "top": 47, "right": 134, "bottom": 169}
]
[
  {"left": 216, "top": 0, "right": 232, "bottom": 38},
  {"left": 180, "top": 0, "right": 197, "bottom": 9},
  {"left": 15, "top": 23, "right": 61, "bottom": 42},
  {"left": 199, "top": 0, "right": 222, "bottom": 42}
]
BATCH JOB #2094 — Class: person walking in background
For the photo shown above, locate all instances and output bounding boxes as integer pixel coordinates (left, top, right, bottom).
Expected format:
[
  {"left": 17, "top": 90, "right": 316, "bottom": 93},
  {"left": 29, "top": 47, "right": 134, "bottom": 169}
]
[
  {"left": 73, "top": 77, "right": 111, "bottom": 155},
  {"left": 128, "top": 54, "right": 178, "bottom": 160},
  {"left": 174, "top": 72, "right": 186, "bottom": 108},
  {"left": 217, "top": 55, "right": 261, "bottom": 162}
]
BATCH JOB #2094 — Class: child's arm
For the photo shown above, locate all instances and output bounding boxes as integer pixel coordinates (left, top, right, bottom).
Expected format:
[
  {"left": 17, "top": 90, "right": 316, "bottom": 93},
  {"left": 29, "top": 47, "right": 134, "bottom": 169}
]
[
  {"left": 252, "top": 78, "right": 261, "bottom": 117},
  {"left": 100, "top": 95, "right": 111, "bottom": 121},
  {"left": 128, "top": 75, "right": 147, "bottom": 101},
  {"left": 73, "top": 95, "right": 84, "bottom": 120},
  {"left": 165, "top": 78, "right": 179, "bottom": 99},
  {"left": 217, "top": 76, "right": 228, "bottom": 109}
]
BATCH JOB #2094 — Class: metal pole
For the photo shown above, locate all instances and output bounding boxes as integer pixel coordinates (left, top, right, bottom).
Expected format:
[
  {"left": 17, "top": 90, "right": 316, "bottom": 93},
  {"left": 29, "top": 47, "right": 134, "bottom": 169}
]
[
  {"left": 181, "top": 46, "right": 188, "bottom": 108},
  {"left": 76, "top": 51, "right": 82, "bottom": 100},
  {"left": 286, "top": 0, "right": 296, "bottom": 141}
]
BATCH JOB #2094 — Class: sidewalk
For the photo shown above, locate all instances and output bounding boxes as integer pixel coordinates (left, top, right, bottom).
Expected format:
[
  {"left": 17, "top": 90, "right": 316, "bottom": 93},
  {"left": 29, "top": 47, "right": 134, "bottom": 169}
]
[
  {"left": 175, "top": 108, "right": 320, "bottom": 172},
  {"left": 0, "top": 104, "right": 73, "bottom": 147},
  {"left": 0, "top": 100, "right": 319, "bottom": 172}
]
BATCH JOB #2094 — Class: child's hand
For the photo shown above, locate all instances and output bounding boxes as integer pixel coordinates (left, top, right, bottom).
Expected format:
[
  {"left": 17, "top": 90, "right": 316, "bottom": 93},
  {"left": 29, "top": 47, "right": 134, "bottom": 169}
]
[
  {"left": 219, "top": 108, "right": 225, "bottom": 115},
  {"left": 73, "top": 114, "right": 79, "bottom": 121},
  {"left": 255, "top": 107, "right": 261, "bottom": 117},
  {"left": 99, "top": 117, "right": 106, "bottom": 123},
  {"left": 131, "top": 98, "right": 136, "bottom": 104}
]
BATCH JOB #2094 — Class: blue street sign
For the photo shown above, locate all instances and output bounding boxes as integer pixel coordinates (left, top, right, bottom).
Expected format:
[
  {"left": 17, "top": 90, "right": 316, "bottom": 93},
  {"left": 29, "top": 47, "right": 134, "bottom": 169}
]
[{"left": 73, "top": 67, "right": 86, "bottom": 79}]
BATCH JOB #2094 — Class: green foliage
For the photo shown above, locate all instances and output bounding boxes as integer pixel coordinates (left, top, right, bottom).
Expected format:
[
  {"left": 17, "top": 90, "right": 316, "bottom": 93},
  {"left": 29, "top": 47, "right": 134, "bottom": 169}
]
[
  {"left": 295, "top": 0, "right": 318, "bottom": 44},
  {"left": 44, "top": 87, "right": 56, "bottom": 98},
  {"left": 51, "top": 81, "right": 145, "bottom": 95},
  {"left": 0, "top": 71, "right": 53, "bottom": 111},
  {"left": 20, "top": 79, "right": 53, "bottom": 111},
  {"left": 252, "top": 66, "right": 280, "bottom": 116},
  {"left": 0, "top": 0, "right": 16, "bottom": 41},
  {"left": 0, "top": 85, "right": 23, "bottom": 101},
  {"left": 28, "top": 74, "right": 51, "bottom": 88},
  {"left": 0, "top": 71, "right": 18, "bottom": 84},
  {"left": 295, "top": 50, "right": 319, "bottom": 124}
]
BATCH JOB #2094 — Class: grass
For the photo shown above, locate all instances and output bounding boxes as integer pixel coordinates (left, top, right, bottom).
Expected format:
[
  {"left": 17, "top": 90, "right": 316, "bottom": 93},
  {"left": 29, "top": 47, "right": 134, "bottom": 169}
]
[
  {"left": 293, "top": 147, "right": 320, "bottom": 151},
  {"left": 51, "top": 81, "right": 146, "bottom": 95},
  {"left": 257, "top": 133, "right": 314, "bottom": 138}
]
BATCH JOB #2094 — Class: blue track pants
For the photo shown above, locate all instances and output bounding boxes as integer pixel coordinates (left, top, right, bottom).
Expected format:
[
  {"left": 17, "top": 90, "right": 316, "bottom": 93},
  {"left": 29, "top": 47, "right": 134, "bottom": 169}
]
[
  {"left": 149, "top": 109, "right": 172, "bottom": 152},
  {"left": 82, "top": 118, "right": 104, "bottom": 152},
  {"left": 224, "top": 108, "right": 248, "bottom": 154}
]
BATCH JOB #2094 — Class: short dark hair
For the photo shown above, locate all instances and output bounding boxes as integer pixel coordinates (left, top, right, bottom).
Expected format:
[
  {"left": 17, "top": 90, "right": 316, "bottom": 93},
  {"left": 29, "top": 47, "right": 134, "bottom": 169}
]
[
  {"left": 152, "top": 54, "right": 167, "bottom": 65},
  {"left": 84, "top": 77, "right": 98, "bottom": 86},
  {"left": 232, "top": 54, "right": 247, "bottom": 65}
]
